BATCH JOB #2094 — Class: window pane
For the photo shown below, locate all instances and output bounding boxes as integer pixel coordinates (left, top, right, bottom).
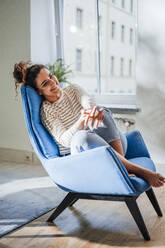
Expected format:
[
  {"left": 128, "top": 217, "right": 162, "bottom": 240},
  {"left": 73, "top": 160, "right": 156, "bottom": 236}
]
[
  {"left": 76, "top": 49, "right": 82, "bottom": 71},
  {"left": 129, "top": 59, "right": 132, "bottom": 76},
  {"left": 99, "top": 0, "right": 137, "bottom": 94},
  {"left": 121, "top": 25, "right": 125, "bottom": 42},
  {"left": 63, "top": 0, "right": 98, "bottom": 93},
  {"left": 120, "top": 57, "right": 124, "bottom": 76},
  {"left": 121, "top": 0, "right": 125, "bottom": 8},
  {"left": 110, "top": 56, "right": 115, "bottom": 76},
  {"left": 130, "top": 28, "right": 133, "bottom": 44},
  {"left": 111, "top": 21, "right": 116, "bottom": 39},
  {"left": 76, "top": 8, "right": 83, "bottom": 28}
]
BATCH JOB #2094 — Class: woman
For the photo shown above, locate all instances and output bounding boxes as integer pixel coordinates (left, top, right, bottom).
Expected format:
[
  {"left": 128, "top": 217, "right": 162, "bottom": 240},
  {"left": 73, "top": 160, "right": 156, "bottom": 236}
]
[{"left": 13, "top": 61, "right": 165, "bottom": 188}]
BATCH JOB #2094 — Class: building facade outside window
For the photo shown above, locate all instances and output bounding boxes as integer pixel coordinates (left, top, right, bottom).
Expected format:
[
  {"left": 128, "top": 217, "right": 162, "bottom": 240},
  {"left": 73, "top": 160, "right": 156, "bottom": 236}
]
[{"left": 62, "top": 0, "right": 137, "bottom": 104}]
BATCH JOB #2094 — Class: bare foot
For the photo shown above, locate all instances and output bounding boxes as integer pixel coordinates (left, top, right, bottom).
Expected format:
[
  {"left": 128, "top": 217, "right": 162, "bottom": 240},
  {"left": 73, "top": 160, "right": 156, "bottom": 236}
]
[
  {"left": 143, "top": 172, "right": 165, "bottom": 188},
  {"left": 129, "top": 173, "right": 136, "bottom": 177}
]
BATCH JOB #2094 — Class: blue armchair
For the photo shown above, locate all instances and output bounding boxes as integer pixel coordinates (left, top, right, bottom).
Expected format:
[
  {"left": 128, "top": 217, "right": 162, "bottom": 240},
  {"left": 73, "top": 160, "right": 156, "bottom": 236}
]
[{"left": 21, "top": 85, "right": 163, "bottom": 241}]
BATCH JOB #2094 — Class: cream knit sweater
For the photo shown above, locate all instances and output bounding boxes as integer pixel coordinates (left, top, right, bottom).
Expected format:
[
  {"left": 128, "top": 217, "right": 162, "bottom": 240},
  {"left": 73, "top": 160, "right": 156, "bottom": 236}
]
[{"left": 40, "top": 84, "right": 95, "bottom": 155}]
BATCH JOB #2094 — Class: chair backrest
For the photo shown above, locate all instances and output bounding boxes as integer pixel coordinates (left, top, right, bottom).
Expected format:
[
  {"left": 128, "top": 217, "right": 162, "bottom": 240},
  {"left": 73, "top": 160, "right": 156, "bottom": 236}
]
[{"left": 21, "top": 85, "right": 60, "bottom": 160}]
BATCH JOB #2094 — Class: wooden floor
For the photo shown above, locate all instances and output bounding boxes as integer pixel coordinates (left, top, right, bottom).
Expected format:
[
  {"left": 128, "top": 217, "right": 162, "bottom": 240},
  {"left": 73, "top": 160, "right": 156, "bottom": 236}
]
[{"left": 1, "top": 164, "right": 165, "bottom": 248}]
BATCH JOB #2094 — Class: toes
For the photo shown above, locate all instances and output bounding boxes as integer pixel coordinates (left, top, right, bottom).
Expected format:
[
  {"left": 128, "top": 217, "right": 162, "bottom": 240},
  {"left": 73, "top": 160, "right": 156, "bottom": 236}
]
[
  {"left": 158, "top": 174, "right": 165, "bottom": 183},
  {"left": 154, "top": 180, "right": 164, "bottom": 188},
  {"left": 159, "top": 181, "right": 164, "bottom": 186},
  {"left": 129, "top": 174, "right": 136, "bottom": 177}
]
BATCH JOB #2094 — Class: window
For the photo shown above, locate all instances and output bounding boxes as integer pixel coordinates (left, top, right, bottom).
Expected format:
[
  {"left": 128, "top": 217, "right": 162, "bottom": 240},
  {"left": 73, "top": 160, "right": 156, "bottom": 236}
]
[
  {"left": 120, "top": 57, "right": 124, "bottom": 76},
  {"left": 110, "top": 56, "right": 115, "bottom": 76},
  {"left": 121, "top": 0, "right": 125, "bottom": 8},
  {"left": 63, "top": 0, "right": 98, "bottom": 92},
  {"left": 76, "top": 49, "right": 82, "bottom": 71},
  {"left": 76, "top": 8, "right": 83, "bottom": 28},
  {"left": 129, "top": 59, "right": 132, "bottom": 76},
  {"left": 111, "top": 21, "right": 116, "bottom": 39},
  {"left": 62, "top": 0, "right": 137, "bottom": 104},
  {"left": 130, "top": 28, "right": 133, "bottom": 44},
  {"left": 121, "top": 25, "right": 125, "bottom": 42},
  {"left": 130, "top": 0, "right": 133, "bottom": 13}
]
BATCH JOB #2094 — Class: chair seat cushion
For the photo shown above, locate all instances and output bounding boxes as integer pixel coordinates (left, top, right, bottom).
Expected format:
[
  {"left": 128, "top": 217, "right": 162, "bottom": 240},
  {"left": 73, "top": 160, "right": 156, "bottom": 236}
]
[{"left": 128, "top": 157, "right": 156, "bottom": 193}]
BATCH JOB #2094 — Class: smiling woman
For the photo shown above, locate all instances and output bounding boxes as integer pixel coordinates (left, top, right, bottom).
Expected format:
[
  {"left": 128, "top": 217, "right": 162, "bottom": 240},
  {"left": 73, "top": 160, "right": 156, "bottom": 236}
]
[
  {"left": 13, "top": 61, "right": 63, "bottom": 103},
  {"left": 13, "top": 61, "right": 165, "bottom": 188}
]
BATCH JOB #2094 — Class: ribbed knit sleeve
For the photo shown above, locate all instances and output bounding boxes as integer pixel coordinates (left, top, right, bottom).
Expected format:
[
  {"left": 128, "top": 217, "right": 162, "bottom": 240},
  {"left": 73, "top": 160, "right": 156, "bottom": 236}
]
[
  {"left": 41, "top": 105, "right": 81, "bottom": 148},
  {"left": 71, "top": 84, "right": 96, "bottom": 110}
]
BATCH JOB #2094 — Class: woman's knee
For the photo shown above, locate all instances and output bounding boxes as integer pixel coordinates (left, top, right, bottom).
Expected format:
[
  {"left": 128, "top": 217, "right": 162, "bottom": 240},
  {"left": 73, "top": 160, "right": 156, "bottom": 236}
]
[{"left": 70, "top": 130, "right": 90, "bottom": 154}]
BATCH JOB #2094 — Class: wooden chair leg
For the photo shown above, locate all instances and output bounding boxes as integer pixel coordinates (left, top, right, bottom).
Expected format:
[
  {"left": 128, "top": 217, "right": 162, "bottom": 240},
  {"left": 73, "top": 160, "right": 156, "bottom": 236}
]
[
  {"left": 125, "top": 198, "right": 150, "bottom": 241},
  {"left": 145, "top": 188, "right": 163, "bottom": 217},
  {"left": 47, "top": 193, "right": 76, "bottom": 222}
]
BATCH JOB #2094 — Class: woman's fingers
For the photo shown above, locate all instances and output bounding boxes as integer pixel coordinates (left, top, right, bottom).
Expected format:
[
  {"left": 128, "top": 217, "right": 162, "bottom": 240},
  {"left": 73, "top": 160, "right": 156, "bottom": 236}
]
[
  {"left": 99, "top": 108, "right": 104, "bottom": 112},
  {"left": 95, "top": 118, "right": 100, "bottom": 129},
  {"left": 101, "top": 114, "right": 104, "bottom": 126},
  {"left": 84, "top": 107, "right": 105, "bottom": 128},
  {"left": 90, "top": 106, "right": 97, "bottom": 127},
  {"left": 84, "top": 112, "right": 90, "bottom": 126},
  {"left": 83, "top": 106, "right": 105, "bottom": 128}
]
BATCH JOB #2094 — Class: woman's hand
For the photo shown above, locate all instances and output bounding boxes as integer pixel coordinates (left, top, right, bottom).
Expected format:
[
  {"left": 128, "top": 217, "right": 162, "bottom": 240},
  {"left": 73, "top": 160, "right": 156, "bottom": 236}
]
[
  {"left": 84, "top": 106, "right": 104, "bottom": 129},
  {"left": 76, "top": 109, "right": 90, "bottom": 130}
]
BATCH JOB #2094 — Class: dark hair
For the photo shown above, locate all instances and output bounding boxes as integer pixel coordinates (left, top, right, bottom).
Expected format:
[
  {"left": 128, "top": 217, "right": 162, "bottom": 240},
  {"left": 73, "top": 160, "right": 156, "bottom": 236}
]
[{"left": 13, "top": 61, "right": 46, "bottom": 96}]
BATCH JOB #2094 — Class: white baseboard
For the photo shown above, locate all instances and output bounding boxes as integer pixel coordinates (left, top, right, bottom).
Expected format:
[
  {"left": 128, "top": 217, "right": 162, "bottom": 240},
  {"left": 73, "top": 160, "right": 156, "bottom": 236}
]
[{"left": 0, "top": 147, "right": 41, "bottom": 165}]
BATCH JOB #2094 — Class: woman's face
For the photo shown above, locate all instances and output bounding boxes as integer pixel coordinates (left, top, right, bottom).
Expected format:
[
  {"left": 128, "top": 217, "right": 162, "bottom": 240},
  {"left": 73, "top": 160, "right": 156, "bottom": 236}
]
[{"left": 35, "top": 68, "right": 61, "bottom": 100}]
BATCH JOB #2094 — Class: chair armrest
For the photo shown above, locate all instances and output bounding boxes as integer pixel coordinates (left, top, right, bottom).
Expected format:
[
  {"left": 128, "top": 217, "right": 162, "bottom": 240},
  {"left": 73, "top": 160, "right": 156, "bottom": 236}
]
[
  {"left": 125, "top": 130, "right": 150, "bottom": 159},
  {"left": 44, "top": 146, "right": 136, "bottom": 195}
]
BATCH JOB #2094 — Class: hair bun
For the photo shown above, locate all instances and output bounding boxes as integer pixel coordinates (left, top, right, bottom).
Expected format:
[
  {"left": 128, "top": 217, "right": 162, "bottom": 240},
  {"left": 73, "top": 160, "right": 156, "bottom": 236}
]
[
  {"left": 14, "top": 61, "right": 31, "bottom": 84},
  {"left": 13, "top": 60, "right": 31, "bottom": 97}
]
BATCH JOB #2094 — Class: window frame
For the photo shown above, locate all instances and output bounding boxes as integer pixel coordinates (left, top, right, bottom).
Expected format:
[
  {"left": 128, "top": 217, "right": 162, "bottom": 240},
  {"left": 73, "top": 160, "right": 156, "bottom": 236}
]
[{"left": 54, "top": 0, "right": 138, "bottom": 108}]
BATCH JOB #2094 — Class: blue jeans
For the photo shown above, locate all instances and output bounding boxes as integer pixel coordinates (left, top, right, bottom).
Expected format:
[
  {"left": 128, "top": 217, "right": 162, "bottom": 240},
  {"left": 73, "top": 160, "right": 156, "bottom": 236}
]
[{"left": 70, "top": 107, "right": 127, "bottom": 156}]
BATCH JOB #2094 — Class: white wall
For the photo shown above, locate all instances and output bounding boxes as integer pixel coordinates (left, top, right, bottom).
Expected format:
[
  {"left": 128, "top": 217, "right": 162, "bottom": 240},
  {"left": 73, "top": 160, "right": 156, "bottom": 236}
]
[
  {"left": 0, "top": 0, "right": 57, "bottom": 154},
  {"left": 0, "top": 0, "right": 32, "bottom": 151}
]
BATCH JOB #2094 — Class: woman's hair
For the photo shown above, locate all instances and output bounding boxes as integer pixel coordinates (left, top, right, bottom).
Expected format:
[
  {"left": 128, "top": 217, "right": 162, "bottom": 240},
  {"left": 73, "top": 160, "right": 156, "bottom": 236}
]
[{"left": 13, "top": 61, "right": 46, "bottom": 96}]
